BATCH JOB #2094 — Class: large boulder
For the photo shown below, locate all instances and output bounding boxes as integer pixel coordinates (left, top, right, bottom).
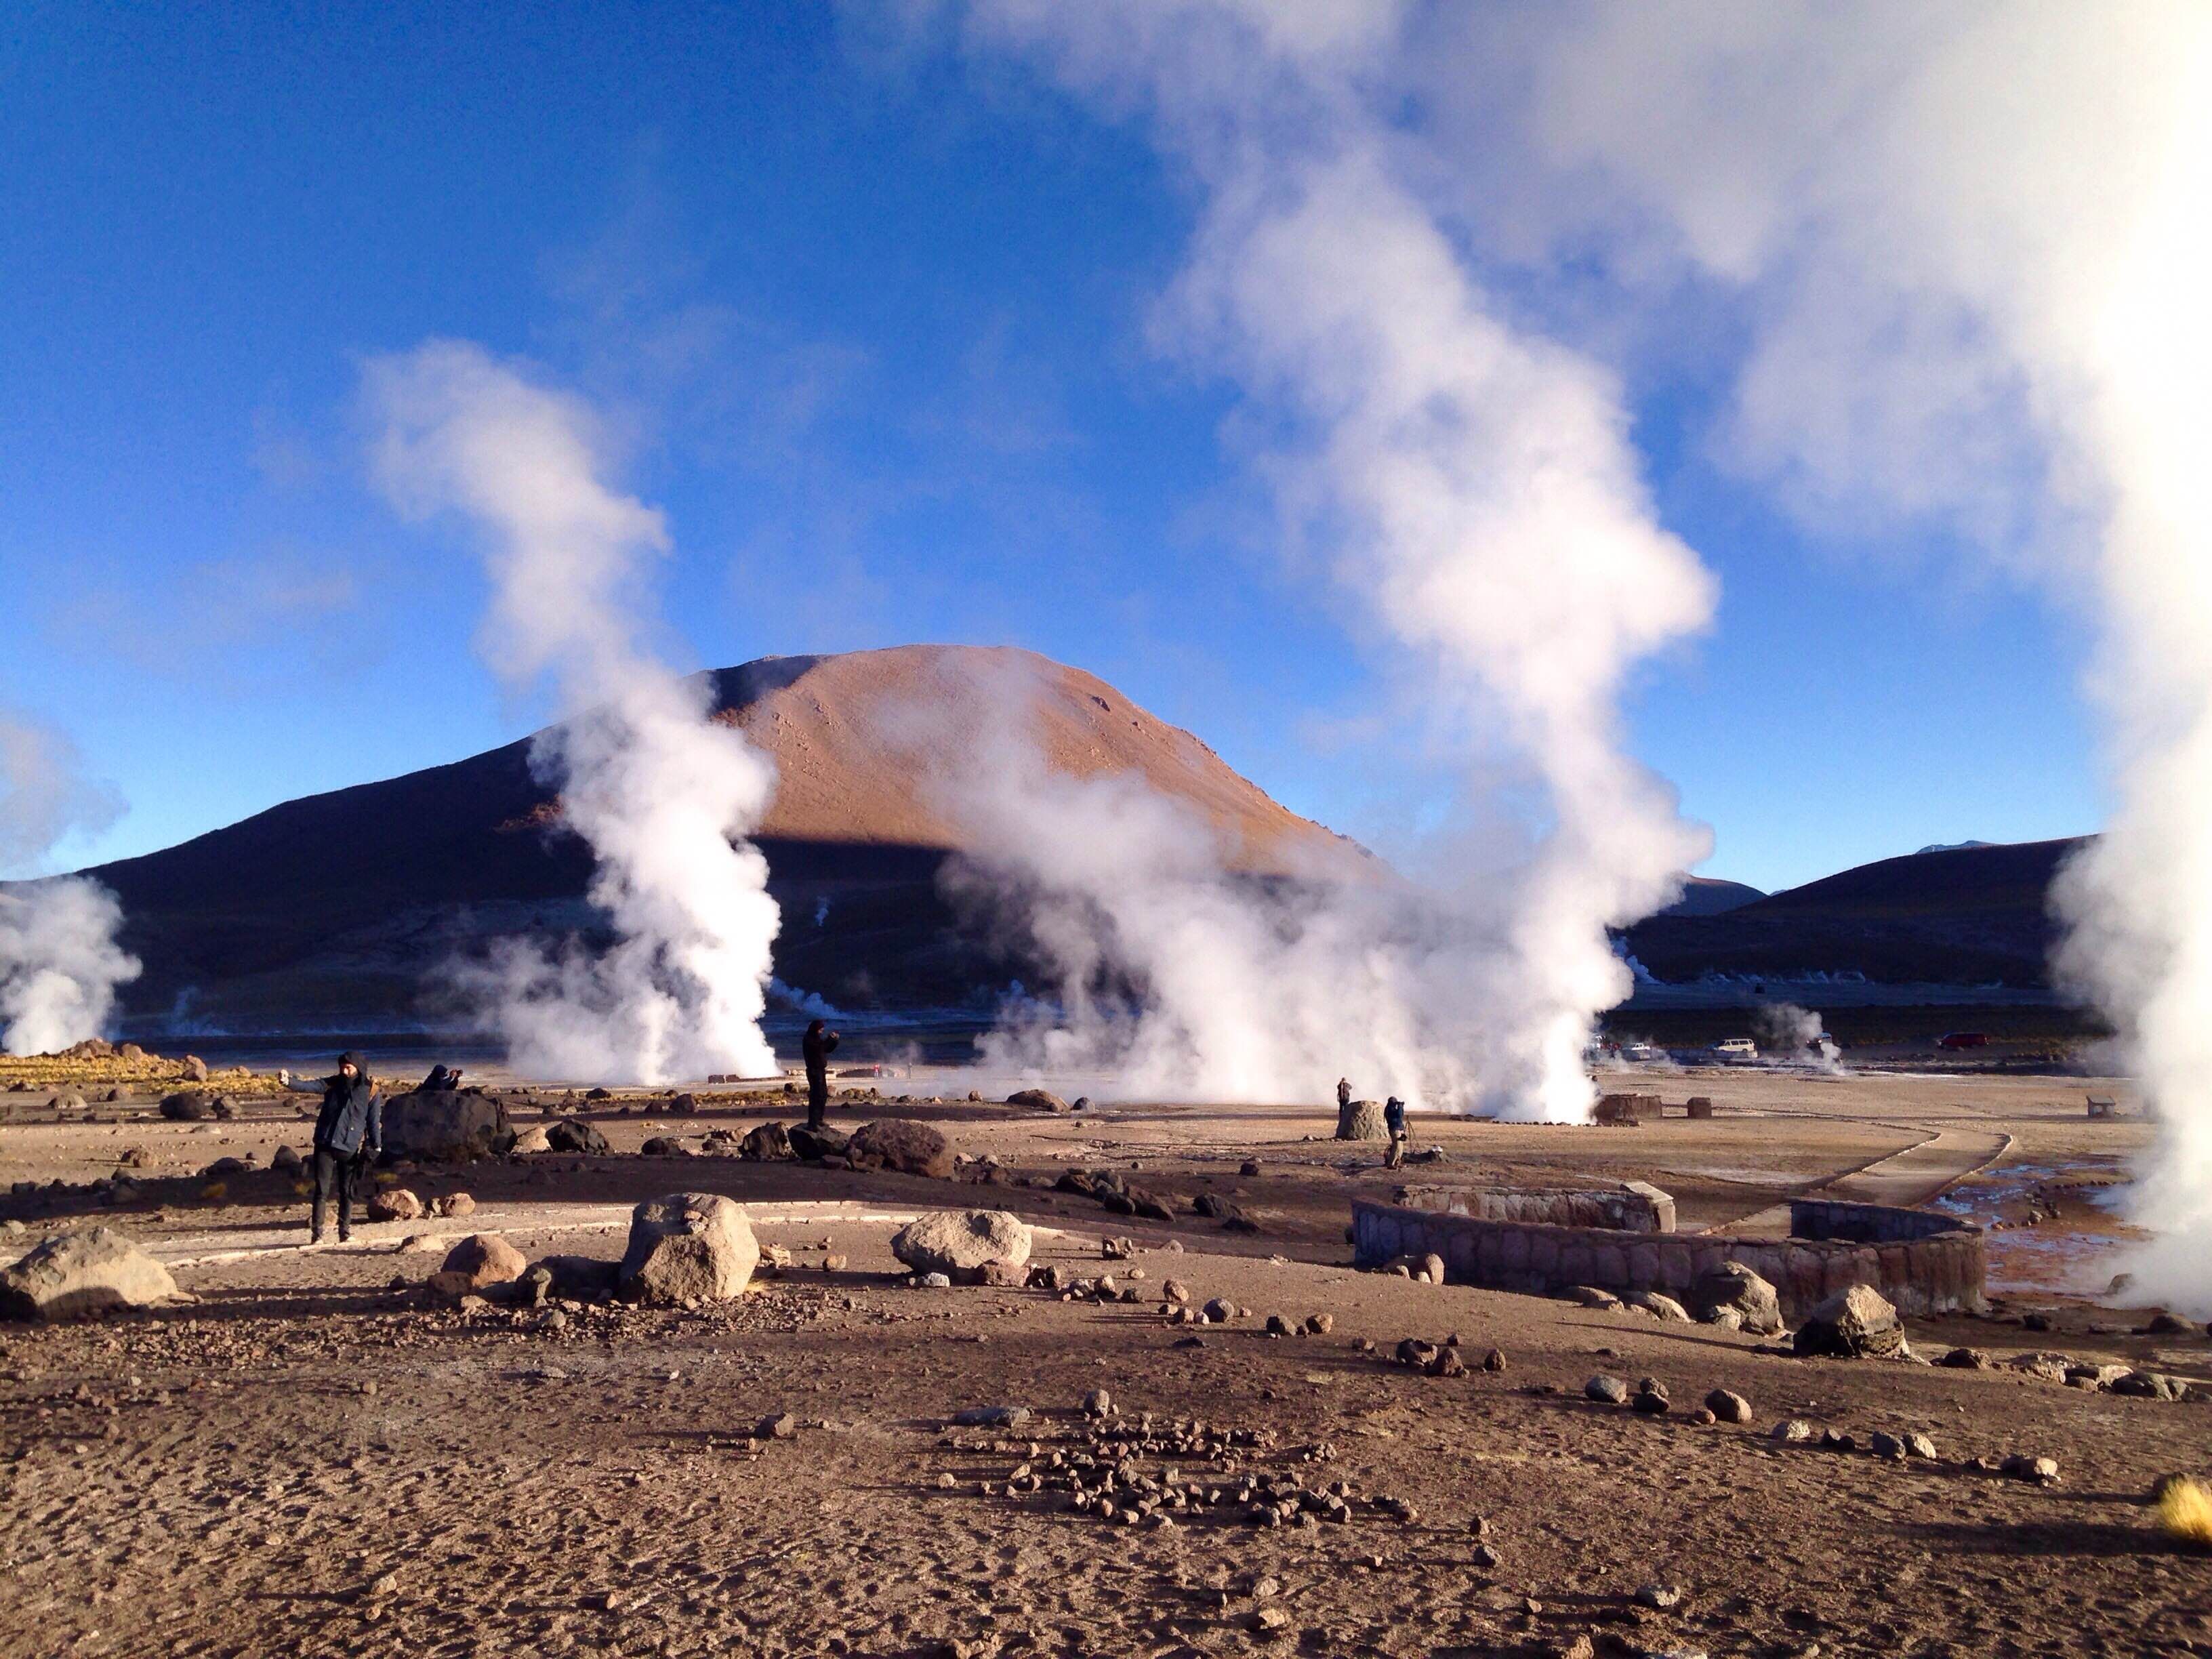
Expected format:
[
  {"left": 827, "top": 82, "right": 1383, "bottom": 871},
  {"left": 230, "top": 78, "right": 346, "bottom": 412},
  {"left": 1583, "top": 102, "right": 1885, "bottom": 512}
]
[
  {"left": 1007, "top": 1089, "right": 1070, "bottom": 1113},
  {"left": 544, "top": 1118, "right": 611, "bottom": 1155},
  {"left": 846, "top": 1120, "right": 954, "bottom": 1179},
  {"left": 738, "top": 1122, "right": 792, "bottom": 1161},
  {"left": 1336, "top": 1099, "right": 1388, "bottom": 1141},
  {"left": 1690, "top": 1260, "right": 1785, "bottom": 1336},
  {"left": 788, "top": 1124, "right": 851, "bottom": 1162},
  {"left": 890, "top": 1210, "right": 1033, "bottom": 1283},
  {"left": 432, "top": 1233, "right": 528, "bottom": 1295},
  {"left": 383, "top": 1089, "right": 511, "bottom": 1161},
  {"left": 1793, "top": 1284, "right": 1905, "bottom": 1359},
  {"left": 1, "top": 1227, "right": 178, "bottom": 1319},
  {"left": 618, "top": 1193, "right": 760, "bottom": 1304},
  {"left": 159, "top": 1091, "right": 212, "bottom": 1122}
]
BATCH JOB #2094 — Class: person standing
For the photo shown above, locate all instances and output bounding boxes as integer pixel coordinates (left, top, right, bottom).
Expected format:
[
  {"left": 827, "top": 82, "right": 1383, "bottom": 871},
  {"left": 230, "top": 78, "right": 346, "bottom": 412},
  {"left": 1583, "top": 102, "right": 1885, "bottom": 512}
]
[
  {"left": 802, "top": 1019, "right": 841, "bottom": 1131},
  {"left": 1336, "top": 1077, "right": 1353, "bottom": 1112},
  {"left": 1383, "top": 1095, "right": 1409, "bottom": 1169},
  {"left": 281, "top": 1050, "right": 384, "bottom": 1243}
]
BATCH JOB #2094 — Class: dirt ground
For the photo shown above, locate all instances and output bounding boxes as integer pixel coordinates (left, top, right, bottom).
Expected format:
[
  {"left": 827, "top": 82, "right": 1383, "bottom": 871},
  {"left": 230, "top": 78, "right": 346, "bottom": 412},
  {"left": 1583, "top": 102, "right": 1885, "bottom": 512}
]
[{"left": 3, "top": 1067, "right": 2209, "bottom": 1658}]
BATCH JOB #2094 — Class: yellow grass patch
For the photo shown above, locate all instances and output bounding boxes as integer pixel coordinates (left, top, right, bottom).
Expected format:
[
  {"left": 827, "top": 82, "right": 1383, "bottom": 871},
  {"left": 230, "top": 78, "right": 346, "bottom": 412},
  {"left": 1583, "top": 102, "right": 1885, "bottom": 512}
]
[{"left": 2158, "top": 1476, "right": 2212, "bottom": 1551}]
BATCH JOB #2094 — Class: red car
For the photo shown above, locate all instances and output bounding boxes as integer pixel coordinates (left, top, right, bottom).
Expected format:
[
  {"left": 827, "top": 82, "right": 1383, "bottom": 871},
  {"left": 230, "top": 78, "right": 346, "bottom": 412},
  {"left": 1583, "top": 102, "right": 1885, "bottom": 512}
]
[{"left": 1937, "top": 1031, "right": 1990, "bottom": 1050}]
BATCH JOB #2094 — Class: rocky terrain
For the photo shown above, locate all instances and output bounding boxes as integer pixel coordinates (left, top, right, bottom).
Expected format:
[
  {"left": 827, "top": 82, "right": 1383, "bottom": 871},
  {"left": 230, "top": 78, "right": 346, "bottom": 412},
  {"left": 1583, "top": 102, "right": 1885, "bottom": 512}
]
[{"left": 1, "top": 1059, "right": 2209, "bottom": 1656}]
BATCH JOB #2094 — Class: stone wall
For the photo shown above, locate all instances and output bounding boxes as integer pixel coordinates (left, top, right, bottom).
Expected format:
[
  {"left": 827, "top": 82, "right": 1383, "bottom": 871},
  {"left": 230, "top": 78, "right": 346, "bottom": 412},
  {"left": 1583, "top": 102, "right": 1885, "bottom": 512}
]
[
  {"left": 1351, "top": 1196, "right": 1984, "bottom": 1320},
  {"left": 1398, "top": 1182, "right": 1675, "bottom": 1233}
]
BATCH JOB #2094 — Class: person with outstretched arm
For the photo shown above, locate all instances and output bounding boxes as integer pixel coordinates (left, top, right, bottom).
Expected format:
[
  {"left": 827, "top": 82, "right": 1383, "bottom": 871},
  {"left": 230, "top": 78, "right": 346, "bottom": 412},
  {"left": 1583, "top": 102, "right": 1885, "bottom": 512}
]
[
  {"left": 802, "top": 1019, "right": 841, "bottom": 1131},
  {"left": 279, "top": 1050, "right": 384, "bottom": 1243}
]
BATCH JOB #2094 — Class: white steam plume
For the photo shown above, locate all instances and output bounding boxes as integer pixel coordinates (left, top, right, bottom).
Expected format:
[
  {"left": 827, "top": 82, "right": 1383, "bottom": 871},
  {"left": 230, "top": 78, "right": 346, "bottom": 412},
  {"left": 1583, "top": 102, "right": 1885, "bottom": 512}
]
[
  {"left": 0, "top": 709, "right": 139, "bottom": 1055},
  {"left": 0, "top": 879, "right": 140, "bottom": 1055},
  {"left": 1404, "top": 3, "right": 2209, "bottom": 1311},
  {"left": 956, "top": 3, "right": 1715, "bottom": 1119},
  {"left": 1753, "top": 1003, "right": 1843, "bottom": 1076},
  {"left": 366, "top": 341, "right": 780, "bottom": 1084}
]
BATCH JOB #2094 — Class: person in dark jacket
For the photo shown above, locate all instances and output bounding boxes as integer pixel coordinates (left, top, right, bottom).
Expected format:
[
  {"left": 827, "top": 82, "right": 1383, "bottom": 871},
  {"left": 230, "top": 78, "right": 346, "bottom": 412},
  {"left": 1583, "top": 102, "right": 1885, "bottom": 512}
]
[
  {"left": 1382, "top": 1096, "right": 1408, "bottom": 1169},
  {"left": 801, "top": 1019, "right": 840, "bottom": 1130},
  {"left": 282, "top": 1051, "right": 384, "bottom": 1243}
]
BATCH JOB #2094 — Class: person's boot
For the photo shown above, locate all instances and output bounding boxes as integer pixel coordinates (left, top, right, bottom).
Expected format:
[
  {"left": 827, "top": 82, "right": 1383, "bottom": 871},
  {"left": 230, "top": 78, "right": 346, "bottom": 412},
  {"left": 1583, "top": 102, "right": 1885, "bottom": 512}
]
[{"left": 310, "top": 1197, "right": 325, "bottom": 1244}]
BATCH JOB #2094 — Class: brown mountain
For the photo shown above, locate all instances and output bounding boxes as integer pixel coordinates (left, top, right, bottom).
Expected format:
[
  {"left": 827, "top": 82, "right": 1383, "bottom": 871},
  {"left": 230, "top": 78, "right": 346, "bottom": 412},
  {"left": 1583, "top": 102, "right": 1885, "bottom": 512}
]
[{"left": 79, "top": 645, "right": 1353, "bottom": 1032}]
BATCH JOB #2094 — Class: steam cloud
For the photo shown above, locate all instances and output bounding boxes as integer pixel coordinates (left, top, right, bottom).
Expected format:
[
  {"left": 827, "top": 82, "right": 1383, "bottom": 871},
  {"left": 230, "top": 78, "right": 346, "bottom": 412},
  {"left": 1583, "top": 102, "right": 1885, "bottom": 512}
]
[
  {"left": 960, "top": 3, "right": 1716, "bottom": 1119},
  {"left": 0, "top": 710, "right": 139, "bottom": 1055},
  {"left": 1753, "top": 1004, "right": 1842, "bottom": 1076},
  {"left": 1399, "top": 2, "right": 2207, "bottom": 1312},
  {"left": 366, "top": 342, "right": 781, "bottom": 1084}
]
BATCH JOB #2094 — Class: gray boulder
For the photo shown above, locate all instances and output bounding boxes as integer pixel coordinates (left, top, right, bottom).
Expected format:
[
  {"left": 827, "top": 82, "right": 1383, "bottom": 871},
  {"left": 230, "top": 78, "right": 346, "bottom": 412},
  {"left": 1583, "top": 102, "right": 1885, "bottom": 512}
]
[
  {"left": 1006, "top": 1088, "right": 1069, "bottom": 1113},
  {"left": 1793, "top": 1284, "right": 1904, "bottom": 1359},
  {"left": 618, "top": 1192, "right": 760, "bottom": 1304},
  {"left": 159, "top": 1091, "right": 212, "bottom": 1122},
  {"left": 384, "top": 1089, "right": 511, "bottom": 1161},
  {"left": 1336, "top": 1099, "right": 1388, "bottom": 1141},
  {"left": 1690, "top": 1260, "right": 1784, "bottom": 1335},
  {"left": 890, "top": 1210, "right": 1033, "bottom": 1283},
  {"left": 0, "top": 1226, "right": 178, "bottom": 1319},
  {"left": 787, "top": 1123, "right": 851, "bottom": 1162}
]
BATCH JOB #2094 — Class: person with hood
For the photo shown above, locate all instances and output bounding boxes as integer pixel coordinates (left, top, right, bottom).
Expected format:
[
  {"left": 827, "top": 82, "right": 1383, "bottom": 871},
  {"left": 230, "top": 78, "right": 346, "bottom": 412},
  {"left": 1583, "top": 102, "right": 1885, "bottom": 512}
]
[
  {"left": 801, "top": 1019, "right": 840, "bottom": 1131},
  {"left": 280, "top": 1051, "right": 384, "bottom": 1243},
  {"left": 1382, "top": 1096, "right": 1409, "bottom": 1169}
]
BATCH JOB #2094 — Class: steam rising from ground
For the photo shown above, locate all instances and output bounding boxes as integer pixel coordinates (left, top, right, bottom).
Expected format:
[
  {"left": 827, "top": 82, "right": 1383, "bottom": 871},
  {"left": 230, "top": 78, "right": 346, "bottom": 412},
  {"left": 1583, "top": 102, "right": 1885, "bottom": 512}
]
[
  {"left": 366, "top": 342, "right": 780, "bottom": 1084},
  {"left": 962, "top": 2, "right": 1715, "bottom": 1119},
  {"left": 1417, "top": 2, "right": 2208, "bottom": 1312},
  {"left": 963, "top": 2, "right": 2212, "bottom": 1295},
  {"left": 1753, "top": 1003, "right": 1842, "bottom": 1075},
  {"left": 0, "top": 710, "right": 138, "bottom": 1055}
]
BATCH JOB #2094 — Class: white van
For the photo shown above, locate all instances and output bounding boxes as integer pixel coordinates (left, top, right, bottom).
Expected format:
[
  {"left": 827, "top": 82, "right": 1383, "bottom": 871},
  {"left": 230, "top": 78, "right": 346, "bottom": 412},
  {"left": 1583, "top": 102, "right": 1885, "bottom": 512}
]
[{"left": 1711, "top": 1037, "right": 1759, "bottom": 1060}]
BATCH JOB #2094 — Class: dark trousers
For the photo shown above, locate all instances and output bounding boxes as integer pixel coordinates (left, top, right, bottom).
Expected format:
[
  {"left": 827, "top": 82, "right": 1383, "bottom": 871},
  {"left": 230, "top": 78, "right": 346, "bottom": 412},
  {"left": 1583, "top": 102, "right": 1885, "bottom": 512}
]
[
  {"left": 310, "top": 1147, "right": 363, "bottom": 1239},
  {"left": 806, "top": 1076, "right": 829, "bottom": 1130}
]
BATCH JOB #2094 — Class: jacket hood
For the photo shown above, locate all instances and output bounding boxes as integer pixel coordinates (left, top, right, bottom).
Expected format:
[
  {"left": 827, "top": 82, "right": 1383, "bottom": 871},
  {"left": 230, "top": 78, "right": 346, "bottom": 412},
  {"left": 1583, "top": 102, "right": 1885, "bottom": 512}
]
[{"left": 337, "top": 1050, "right": 369, "bottom": 1077}]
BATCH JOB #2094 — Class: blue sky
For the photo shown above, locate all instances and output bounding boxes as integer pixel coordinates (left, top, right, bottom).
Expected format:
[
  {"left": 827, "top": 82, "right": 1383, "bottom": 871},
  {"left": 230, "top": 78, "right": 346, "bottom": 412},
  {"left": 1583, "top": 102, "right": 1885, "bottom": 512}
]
[{"left": 0, "top": 3, "right": 2100, "bottom": 895}]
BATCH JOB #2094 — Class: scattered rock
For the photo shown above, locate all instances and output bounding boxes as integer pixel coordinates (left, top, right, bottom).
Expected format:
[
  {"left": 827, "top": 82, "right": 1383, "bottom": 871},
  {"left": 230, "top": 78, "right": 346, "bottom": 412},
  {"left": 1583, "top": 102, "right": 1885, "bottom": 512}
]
[
  {"left": 1689, "top": 1260, "right": 1784, "bottom": 1335},
  {"left": 1937, "top": 1346, "right": 1990, "bottom": 1370},
  {"left": 431, "top": 1192, "right": 476, "bottom": 1218},
  {"left": 1793, "top": 1284, "right": 1904, "bottom": 1359},
  {"left": 367, "top": 1189, "right": 425, "bottom": 1223},
  {"left": 2001, "top": 1454, "right": 2061, "bottom": 1486},
  {"left": 1771, "top": 1419, "right": 1814, "bottom": 1443},
  {"left": 1585, "top": 1373, "right": 1630, "bottom": 1405},
  {"left": 1006, "top": 1088, "right": 1069, "bottom": 1113},
  {"left": 890, "top": 1210, "right": 1033, "bottom": 1284},
  {"left": 618, "top": 1192, "right": 760, "bottom": 1304},
  {"left": 1203, "top": 1297, "right": 1239, "bottom": 1324},
  {"left": 1305, "top": 1313, "right": 1334, "bottom": 1336},
  {"left": 787, "top": 1124, "right": 851, "bottom": 1162},
  {"left": 1635, "top": 1584, "right": 1682, "bottom": 1610},
  {"left": 1626, "top": 1291, "right": 1692, "bottom": 1322},
  {"left": 1082, "top": 1388, "right": 1113, "bottom": 1417},
  {"left": 270, "top": 1145, "right": 302, "bottom": 1174},
  {"left": 754, "top": 1412, "right": 797, "bottom": 1441},
  {"left": 0, "top": 1226, "right": 179, "bottom": 1319},
  {"left": 737, "top": 1122, "right": 792, "bottom": 1161},
  {"left": 1565, "top": 1285, "right": 1623, "bottom": 1311},
  {"left": 951, "top": 1405, "right": 1032, "bottom": 1429},
  {"left": 1631, "top": 1376, "right": 1671, "bottom": 1415},
  {"left": 158, "top": 1091, "right": 211, "bottom": 1122},
  {"left": 1704, "top": 1388, "right": 1752, "bottom": 1423},
  {"left": 543, "top": 1118, "right": 611, "bottom": 1155},
  {"left": 435, "top": 1233, "right": 527, "bottom": 1291},
  {"left": 640, "top": 1136, "right": 694, "bottom": 1158}
]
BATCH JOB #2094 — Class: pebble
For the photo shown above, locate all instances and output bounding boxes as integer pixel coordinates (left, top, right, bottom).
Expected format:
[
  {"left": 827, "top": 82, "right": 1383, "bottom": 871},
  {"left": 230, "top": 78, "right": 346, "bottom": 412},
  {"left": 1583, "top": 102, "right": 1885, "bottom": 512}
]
[{"left": 1635, "top": 1584, "right": 1682, "bottom": 1610}]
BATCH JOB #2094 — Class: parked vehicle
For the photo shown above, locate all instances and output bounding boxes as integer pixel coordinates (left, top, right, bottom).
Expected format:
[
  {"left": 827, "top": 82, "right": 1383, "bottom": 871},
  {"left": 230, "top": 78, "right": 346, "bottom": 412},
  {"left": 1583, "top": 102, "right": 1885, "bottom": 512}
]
[
  {"left": 1938, "top": 1031, "right": 1990, "bottom": 1050},
  {"left": 1711, "top": 1036, "right": 1759, "bottom": 1059}
]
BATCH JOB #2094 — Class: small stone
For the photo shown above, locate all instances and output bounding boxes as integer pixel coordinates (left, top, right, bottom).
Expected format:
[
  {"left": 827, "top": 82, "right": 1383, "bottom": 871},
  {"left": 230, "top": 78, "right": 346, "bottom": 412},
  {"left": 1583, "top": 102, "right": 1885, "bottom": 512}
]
[
  {"left": 916, "top": 1271, "right": 953, "bottom": 1288},
  {"left": 1472, "top": 1543, "right": 1500, "bottom": 1570},
  {"left": 1937, "top": 1347, "right": 1990, "bottom": 1369},
  {"left": 1304, "top": 1313, "right": 1334, "bottom": 1336},
  {"left": 1868, "top": 1431, "right": 1908, "bottom": 1460},
  {"left": 1635, "top": 1584, "right": 1682, "bottom": 1610},
  {"left": 754, "top": 1413, "right": 798, "bottom": 1441},
  {"left": 1082, "top": 1388, "right": 1112, "bottom": 1418},
  {"left": 1265, "top": 1313, "right": 1295, "bottom": 1337},
  {"left": 1585, "top": 1373, "right": 1630, "bottom": 1405},
  {"left": 2001, "top": 1453, "right": 2060, "bottom": 1485},
  {"left": 1771, "top": 1418, "right": 1814, "bottom": 1443}
]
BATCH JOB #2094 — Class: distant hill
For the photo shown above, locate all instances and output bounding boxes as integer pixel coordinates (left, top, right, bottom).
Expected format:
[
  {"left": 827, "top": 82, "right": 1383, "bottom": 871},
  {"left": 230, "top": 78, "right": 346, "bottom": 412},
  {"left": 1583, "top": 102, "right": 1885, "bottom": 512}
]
[
  {"left": 1622, "top": 837, "right": 2087, "bottom": 987},
  {"left": 1660, "top": 875, "right": 1765, "bottom": 918},
  {"left": 67, "top": 645, "right": 1354, "bottom": 1032}
]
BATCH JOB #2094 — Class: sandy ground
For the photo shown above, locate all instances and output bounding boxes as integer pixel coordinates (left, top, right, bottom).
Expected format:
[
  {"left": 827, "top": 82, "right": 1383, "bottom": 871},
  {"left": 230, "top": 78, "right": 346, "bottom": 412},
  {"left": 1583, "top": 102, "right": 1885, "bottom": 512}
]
[{"left": 3, "top": 1067, "right": 2209, "bottom": 1658}]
